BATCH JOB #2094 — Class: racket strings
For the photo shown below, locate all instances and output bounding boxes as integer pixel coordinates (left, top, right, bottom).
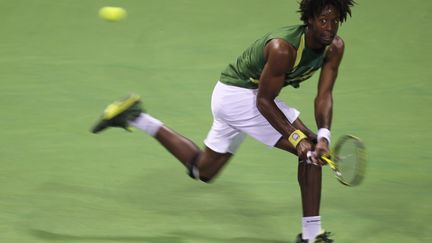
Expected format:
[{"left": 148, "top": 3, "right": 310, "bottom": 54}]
[{"left": 336, "top": 140, "right": 358, "bottom": 184}]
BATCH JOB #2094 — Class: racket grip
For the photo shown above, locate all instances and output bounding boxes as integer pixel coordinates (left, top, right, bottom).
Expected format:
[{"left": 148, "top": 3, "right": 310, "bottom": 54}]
[{"left": 321, "top": 156, "right": 336, "bottom": 170}]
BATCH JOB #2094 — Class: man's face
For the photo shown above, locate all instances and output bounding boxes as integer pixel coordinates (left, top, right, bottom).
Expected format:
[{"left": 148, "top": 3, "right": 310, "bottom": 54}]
[{"left": 308, "top": 5, "right": 341, "bottom": 46}]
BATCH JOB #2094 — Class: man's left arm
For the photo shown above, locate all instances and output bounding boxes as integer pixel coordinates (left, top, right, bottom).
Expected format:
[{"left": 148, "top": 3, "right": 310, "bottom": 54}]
[{"left": 314, "top": 36, "right": 345, "bottom": 157}]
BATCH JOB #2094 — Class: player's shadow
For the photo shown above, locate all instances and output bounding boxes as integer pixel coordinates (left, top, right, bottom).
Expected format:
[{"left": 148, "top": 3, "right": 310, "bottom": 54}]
[
  {"left": 171, "top": 231, "right": 290, "bottom": 243},
  {"left": 29, "top": 229, "right": 185, "bottom": 242},
  {"left": 30, "top": 174, "right": 297, "bottom": 243},
  {"left": 30, "top": 229, "right": 291, "bottom": 243}
]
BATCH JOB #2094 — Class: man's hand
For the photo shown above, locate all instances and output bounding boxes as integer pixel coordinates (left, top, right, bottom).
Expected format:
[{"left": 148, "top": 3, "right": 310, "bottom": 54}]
[
  {"left": 314, "top": 138, "right": 330, "bottom": 164},
  {"left": 296, "top": 139, "right": 315, "bottom": 161}
]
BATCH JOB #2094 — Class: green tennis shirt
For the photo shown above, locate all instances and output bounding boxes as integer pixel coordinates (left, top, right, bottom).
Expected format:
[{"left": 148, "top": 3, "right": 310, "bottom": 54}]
[{"left": 220, "top": 25, "right": 326, "bottom": 89}]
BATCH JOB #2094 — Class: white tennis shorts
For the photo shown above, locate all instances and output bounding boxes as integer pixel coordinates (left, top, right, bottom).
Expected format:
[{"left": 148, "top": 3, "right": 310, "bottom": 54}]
[{"left": 204, "top": 81, "right": 300, "bottom": 154}]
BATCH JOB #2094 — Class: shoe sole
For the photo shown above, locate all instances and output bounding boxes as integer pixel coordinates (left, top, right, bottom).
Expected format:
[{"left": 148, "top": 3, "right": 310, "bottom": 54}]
[{"left": 91, "top": 94, "right": 141, "bottom": 133}]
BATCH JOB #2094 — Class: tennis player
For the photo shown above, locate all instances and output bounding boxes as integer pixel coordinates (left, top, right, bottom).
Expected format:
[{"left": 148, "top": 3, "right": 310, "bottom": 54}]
[{"left": 92, "top": 0, "right": 355, "bottom": 242}]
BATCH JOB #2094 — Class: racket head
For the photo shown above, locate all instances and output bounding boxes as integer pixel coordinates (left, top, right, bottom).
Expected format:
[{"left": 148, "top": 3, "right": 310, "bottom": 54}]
[{"left": 331, "top": 135, "right": 367, "bottom": 186}]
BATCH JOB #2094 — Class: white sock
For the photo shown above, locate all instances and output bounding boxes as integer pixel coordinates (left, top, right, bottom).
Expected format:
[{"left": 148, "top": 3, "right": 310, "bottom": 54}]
[
  {"left": 302, "top": 216, "right": 322, "bottom": 240},
  {"left": 129, "top": 113, "right": 163, "bottom": 136}
]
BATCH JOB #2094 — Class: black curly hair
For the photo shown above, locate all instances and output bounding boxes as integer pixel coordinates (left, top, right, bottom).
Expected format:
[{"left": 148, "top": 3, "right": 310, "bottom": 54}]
[{"left": 298, "top": 0, "right": 356, "bottom": 23}]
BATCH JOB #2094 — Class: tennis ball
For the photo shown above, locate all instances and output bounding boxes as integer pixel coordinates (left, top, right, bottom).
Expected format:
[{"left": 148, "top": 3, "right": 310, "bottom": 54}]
[{"left": 99, "top": 6, "right": 127, "bottom": 22}]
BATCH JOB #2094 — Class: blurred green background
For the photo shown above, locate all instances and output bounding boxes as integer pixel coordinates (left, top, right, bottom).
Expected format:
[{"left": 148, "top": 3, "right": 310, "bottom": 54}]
[{"left": 1, "top": 0, "right": 431, "bottom": 242}]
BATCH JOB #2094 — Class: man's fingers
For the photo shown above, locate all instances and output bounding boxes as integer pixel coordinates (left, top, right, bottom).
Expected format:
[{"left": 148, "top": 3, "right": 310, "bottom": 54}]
[{"left": 306, "top": 151, "right": 322, "bottom": 166}]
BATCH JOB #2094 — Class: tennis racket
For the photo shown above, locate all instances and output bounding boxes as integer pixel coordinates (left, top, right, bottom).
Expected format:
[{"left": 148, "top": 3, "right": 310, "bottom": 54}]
[{"left": 321, "top": 135, "right": 367, "bottom": 186}]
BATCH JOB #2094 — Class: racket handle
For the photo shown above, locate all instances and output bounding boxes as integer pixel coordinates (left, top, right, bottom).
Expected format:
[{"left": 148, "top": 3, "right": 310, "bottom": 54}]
[
  {"left": 306, "top": 152, "right": 337, "bottom": 170},
  {"left": 321, "top": 156, "right": 336, "bottom": 170}
]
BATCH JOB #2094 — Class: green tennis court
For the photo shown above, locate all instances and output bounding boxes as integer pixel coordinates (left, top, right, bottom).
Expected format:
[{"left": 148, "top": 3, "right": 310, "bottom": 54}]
[{"left": 1, "top": 0, "right": 431, "bottom": 242}]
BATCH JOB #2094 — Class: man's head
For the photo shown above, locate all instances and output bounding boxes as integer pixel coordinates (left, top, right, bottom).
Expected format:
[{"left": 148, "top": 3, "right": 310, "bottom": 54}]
[{"left": 299, "top": 0, "right": 355, "bottom": 46}]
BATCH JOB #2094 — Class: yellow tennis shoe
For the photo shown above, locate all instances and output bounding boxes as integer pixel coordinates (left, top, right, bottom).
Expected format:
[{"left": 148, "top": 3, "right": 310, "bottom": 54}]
[{"left": 91, "top": 94, "right": 143, "bottom": 133}]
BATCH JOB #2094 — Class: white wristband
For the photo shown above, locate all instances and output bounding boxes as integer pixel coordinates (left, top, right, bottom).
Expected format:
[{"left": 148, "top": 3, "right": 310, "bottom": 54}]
[{"left": 317, "top": 128, "right": 331, "bottom": 144}]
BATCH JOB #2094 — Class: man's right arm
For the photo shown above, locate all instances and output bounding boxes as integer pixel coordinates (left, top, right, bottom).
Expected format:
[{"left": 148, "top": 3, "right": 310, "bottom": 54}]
[
  {"left": 257, "top": 39, "right": 296, "bottom": 137},
  {"left": 257, "top": 39, "right": 313, "bottom": 158}
]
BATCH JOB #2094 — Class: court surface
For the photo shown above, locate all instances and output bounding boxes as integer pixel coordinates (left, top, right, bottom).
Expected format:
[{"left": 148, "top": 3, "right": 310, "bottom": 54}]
[{"left": 1, "top": 1, "right": 431, "bottom": 242}]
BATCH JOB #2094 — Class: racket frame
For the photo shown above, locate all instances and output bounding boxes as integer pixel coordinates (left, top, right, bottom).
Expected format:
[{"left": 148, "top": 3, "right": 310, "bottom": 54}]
[{"left": 322, "top": 135, "right": 367, "bottom": 186}]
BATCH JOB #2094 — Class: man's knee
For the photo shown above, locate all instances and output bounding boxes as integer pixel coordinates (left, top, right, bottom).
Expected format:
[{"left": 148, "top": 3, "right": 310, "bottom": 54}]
[
  {"left": 199, "top": 175, "right": 214, "bottom": 183},
  {"left": 187, "top": 147, "right": 231, "bottom": 183},
  {"left": 187, "top": 163, "right": 216, "bottom": 183},
  {"left": 186, "top": 153, "right": 215, "bottom": 183}
]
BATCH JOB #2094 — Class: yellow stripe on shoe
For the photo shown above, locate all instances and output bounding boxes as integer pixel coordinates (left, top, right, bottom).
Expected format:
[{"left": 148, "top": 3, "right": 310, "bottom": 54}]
[{"left": 103, "top": 94, "right": 140, "bottom": 120}]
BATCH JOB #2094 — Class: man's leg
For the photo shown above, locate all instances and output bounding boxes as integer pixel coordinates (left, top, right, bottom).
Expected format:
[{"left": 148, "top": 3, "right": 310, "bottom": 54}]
[
  {"left": 297, "top": 160, "right": 323, "bottom": 241},
  {"left": 275, "top": 118, "right": 324, "bottom": 242},
  {"left": 274, "top": 136, "right": 322, "bottom": 216},
  {"left": 153, "top": 125, "right": 233, "bottom": 182},
  {"left": 291, "top": 119, "right": 322, "bottom": 217},
  {"left": 91, "top": 94, "right": 234, "bottom": 182}
]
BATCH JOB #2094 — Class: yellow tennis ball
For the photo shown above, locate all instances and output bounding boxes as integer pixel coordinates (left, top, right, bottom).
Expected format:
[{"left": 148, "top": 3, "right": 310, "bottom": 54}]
[{"left": 99, "top": 6, "right": 127, "bottom": 22}]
